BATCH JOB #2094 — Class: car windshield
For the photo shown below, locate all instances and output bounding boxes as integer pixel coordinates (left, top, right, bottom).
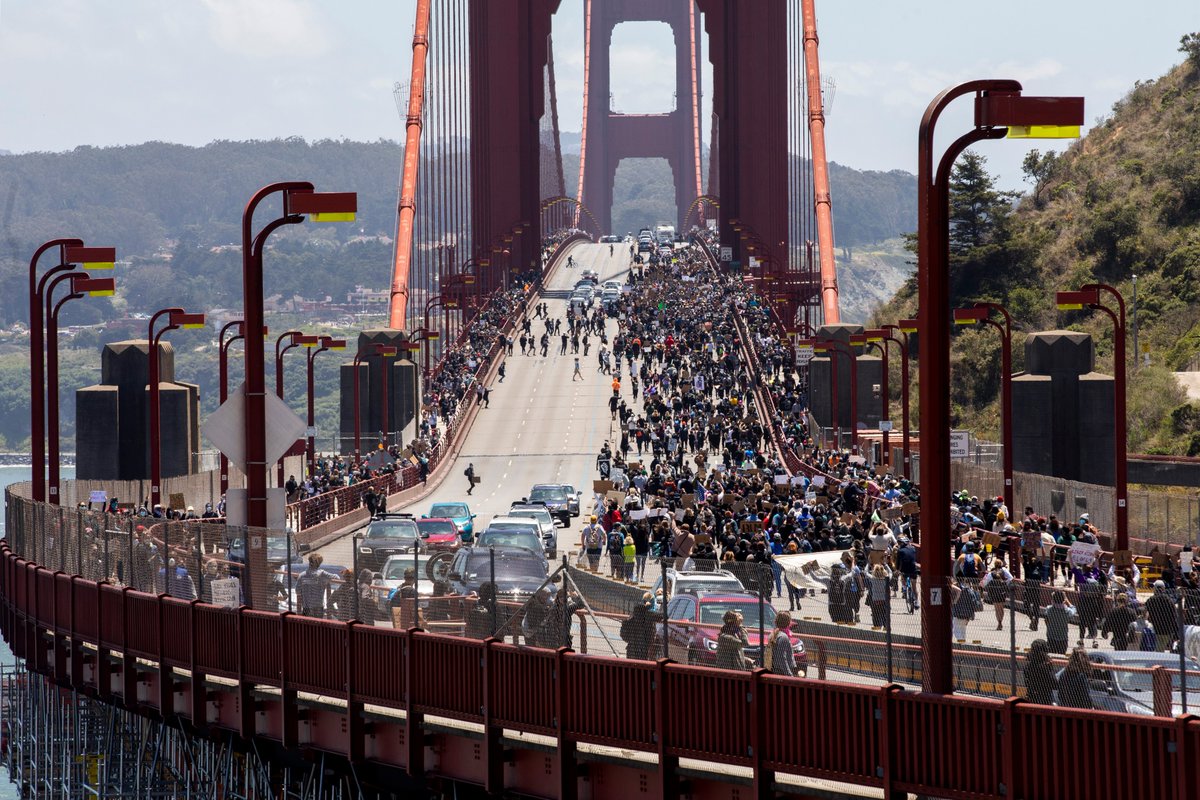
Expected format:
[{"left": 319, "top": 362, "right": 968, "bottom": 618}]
[
  {"left": 381, "top": 555, "right": 435, "bottom": 581},
  {"left": 430, "top": 503, "right": 468, "bottom": 518},
  {"left": 460, "top": 552, "right": 546, "bottom": 580},
  {"left": 1111, "top": 665, "right": 1200, "bottom": 693},
  {"left": 367, "top": 520, "right": 420, "bottom": 539},
  {"left": 530, "top": 486, "right": 566, "bottom": 502},
  {"left": 510, "top": 509, "right": 552, "bottom": 524},
  {"left": 678, "top": 578, "right": 743, "bottom": 594},
  {"left": 417, "top": 520, "right": 457, "bottom": 537},
  {"left": 477, "top": 530, "right": 541, "bottom": 550},
  {"left": 697, "top": 602, "right": 766, "bottom": 630}
]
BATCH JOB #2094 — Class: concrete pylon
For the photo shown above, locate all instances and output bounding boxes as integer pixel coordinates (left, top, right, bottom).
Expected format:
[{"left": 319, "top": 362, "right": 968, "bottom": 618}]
[
  {"left": 1012, "top": 330, "right": 1114, "bottom": 486},
  {"left": 806, "top": 323, "right": 882, "bottom": 445},
  {"left": 338, "top": 330, "right": 421, "bottom": 454}
]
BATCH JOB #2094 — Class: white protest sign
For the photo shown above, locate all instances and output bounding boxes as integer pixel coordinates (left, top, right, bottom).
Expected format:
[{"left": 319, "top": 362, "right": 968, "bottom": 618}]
[
  {"left": 1067, "top": 541, "right": 1102, "bottom": 569},
  {"left": 950, "top": 430, "right": 970, "bottom": 460},
  {"left": 89, "top": 490, "right": 108, "bottom": 504},
  {"left": 210, "top": 577, "right": 241, "bottom": 609}
]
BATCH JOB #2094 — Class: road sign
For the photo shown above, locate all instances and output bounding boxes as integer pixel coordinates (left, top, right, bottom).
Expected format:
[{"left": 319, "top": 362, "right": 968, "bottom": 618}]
[
  {"left": 305, "top": 426, "right": 318, "bottom": 438},
  {"left": 949, "top": 430, "right": 970, "bottom": 459},
  {"left": 720, "top": 246, "right": 733, "bottom": 262},
  {"left": 202, "top": 383, "right": 308, "bottom": 471},
  {"left": 879, "top": 420, "right": 893, "bottom": 432},
  {"left": 795, "top": 345, "right": 814, "bottom": 365}
]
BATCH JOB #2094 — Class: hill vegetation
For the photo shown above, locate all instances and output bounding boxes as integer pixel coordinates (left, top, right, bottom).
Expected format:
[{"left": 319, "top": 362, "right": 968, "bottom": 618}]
[
  {"left": 873, "top": 35, "right": 1200, "bottom": 455},
  {"left": 0, "top": 133, "right": 917, "bottom": 451}
]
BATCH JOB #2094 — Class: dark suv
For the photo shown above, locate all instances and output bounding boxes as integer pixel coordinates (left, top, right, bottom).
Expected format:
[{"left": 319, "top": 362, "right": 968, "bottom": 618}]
[
  {"left": 526, "top": 484, "right": 572, "bottom": 526},
  {"left": 357, "top": 514, "right": 423, "bottom": 570},
  {"left": 446, "top": 546, "right": 550, "bottom": 602}
]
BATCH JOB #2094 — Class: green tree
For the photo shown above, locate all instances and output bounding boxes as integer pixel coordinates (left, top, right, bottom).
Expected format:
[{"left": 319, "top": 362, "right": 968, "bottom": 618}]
[
  {"left": 1180, "top": 32, "right": 1200, "bottom": 72},
  {"left": 1021, "top": 149, "right": 1060, "bottom": 208},
  {"left": 948, "top": 151, "right": 1018, "bottom": 254}
]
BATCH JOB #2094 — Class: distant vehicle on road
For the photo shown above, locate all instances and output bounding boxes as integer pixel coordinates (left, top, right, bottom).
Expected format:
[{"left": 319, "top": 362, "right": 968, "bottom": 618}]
[
  {"left": 424, "top": 502, "right": 475, "bottom": 541},
  {"left": 655, "top": 591, "right": 807, "bottom": 672},
  {"left": 507, "top": 504, "right": 558, "bottom": 556},
  {"left": 415, "top": 517, "right": 465, "bottom": 553},
  {"left": 357, "top": 514, "right": 423, "bottom": 570},
  {"left": 446, "top": 546, "right": 550, "bottom": 602},
  {"left": 1057, "top": 651, "right": 1200, "bottom": 716},
  {"left": 526, "top": 484, "right": 573, "bottom": 526},
  {"left": 476, "top": 518, "right": 547, "bottom": 557}
]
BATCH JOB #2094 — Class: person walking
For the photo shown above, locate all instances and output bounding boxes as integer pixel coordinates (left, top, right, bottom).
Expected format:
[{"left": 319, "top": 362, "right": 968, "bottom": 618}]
[
  {"left": 1146, "top": 580, "right": 1178, "bottom": 651},
  {"left": 714, "top": 610, "right": 750, "bottom": 671},
  {"left": 768, "top": 611, "right": 799, "bottom": 676},
  {"left": 620, "top": 592, "right": 660, "bottom": 660},
  {"left": 295, "top": 554, "right": 333, "bottom": 618},
  {"left": 1023, "top": 639, "right": 1058, "bottom": 705},
  {"left": 1057, "top": 648, "right": 1095, "bottom": 709},
  {"left": 1044, "top": 590, "right": 1074, "bottom": 654},
  {"left": 465, "top": 463, "right": 477, "bottom": 496},
  {"left": 498, "top": 361, "right": 506, "bottom": 383},
  {"left": 980, "top": 558, "right": 1013, "bottom": 631},
  {"left": 572, "top": 357, "right": 583, "bottom": 381},
  {"left": 950, "top": 577, "right": 977, "bottom": 642},
  {"left": 868, "top": 563, "right": 892, "bottom": 629}
]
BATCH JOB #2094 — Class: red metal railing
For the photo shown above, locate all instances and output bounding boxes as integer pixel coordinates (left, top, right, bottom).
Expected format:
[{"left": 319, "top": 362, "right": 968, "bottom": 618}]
[{"left": 4, "top": 537, "right": 1196, "bottom": 800}]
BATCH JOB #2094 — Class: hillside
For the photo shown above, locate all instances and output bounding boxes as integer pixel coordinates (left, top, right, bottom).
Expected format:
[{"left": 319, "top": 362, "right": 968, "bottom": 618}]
[
  {"left": 873, "top": 39, "right": 1200, "bottom": 454},
  {"left": 0, "top": 136, "right": 916, "bottom": 449}
]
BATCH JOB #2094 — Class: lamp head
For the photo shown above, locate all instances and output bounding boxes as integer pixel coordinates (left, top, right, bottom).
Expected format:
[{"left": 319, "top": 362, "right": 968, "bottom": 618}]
[
  {"left": 65, "top": 246, "right": 116, "bottom": 270},
  {"left": 170, "top": 311, "right": 206, "bottom": 329},
  {"left": 71, "top": 276, "right": 115, "bottom": 297},
  {"left": 898, "top": 318, "right": 919, "bottom": 334},
  {"left": 294, "top": 334, "right": 320, "bottom": 347},
  {"left": 287, "top": 190, "right": 357, "bottom": 223},
  {"left": 953, "top": 307, "right": 988, "bottom": 325},
  {"left": 1056, "top": 289, "right": 1098, "bottom": 310}
]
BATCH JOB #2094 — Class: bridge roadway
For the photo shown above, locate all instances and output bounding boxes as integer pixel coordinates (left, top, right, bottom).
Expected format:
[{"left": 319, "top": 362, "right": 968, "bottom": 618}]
[
  {"left": 3, "top": 243, "right": 1189, "bottom": 800},
  {"left": 318, "top": 241, "right": 629, "bottom": 567}
]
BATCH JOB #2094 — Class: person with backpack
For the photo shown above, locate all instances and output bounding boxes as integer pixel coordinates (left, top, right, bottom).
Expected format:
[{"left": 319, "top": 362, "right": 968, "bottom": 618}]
[
  {"left": 581, "top": 515, "right": 606, "bottom": 571},
  {"left": 620, "top": 592, "right": 660, "bottom": 660},
  {"left": 980, "top": 558, "right": 1013, "bottom": 631},
  {"left": 1101, "top": 592, "right": 1137, "bottom": 650},
  {"left": 1128, "top": 606, "right": 1157, "bottom": 652},
  {"left": 465, "top": 463, "right": 477, "bottom": 496},
  {"left": 950, "top": 576, "right": 977, "bottom": 642},
  {"left": 954, "top": 542, "right": 983, "bottom": 582}
]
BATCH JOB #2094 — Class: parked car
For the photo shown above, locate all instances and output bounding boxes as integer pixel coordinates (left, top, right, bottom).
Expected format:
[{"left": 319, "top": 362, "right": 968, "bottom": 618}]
[
  {"left": 446, "top": 546, "right": 550, "bottom": 602},
  {"left": 357, "top": 514, "right": 423, "bottom": 570},
  {"left": 649, "top": 567, "right": 745, "bottom": 601},
  {"left": 374, "top": 553, "right": 440, "bottom": 600},
  {"left": 507, "top": 504, "right": 557, "bottom": 555},
  {"left": 526, "top": 484, "right": 573, "bottom": 526},
  {"left": 655, "top": 591, "right": 807, "bottom": 672},
  {"left": 416, "top": 517, "right": 464, "bottom": 553},
  {"left": 476, "top": 518, "right": 547, "bottom": 557},
  {"left": 1056, "top": 651, "right": 1200, "bottom": 716},
  {"left": 424, "top": 502, "right": 475, "bottom": 541}
]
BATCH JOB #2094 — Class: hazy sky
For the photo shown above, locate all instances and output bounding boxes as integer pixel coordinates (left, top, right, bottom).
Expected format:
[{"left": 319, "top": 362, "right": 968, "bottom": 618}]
[{"left": 0, "top": 1, "right": 1195, "bottom": 190}]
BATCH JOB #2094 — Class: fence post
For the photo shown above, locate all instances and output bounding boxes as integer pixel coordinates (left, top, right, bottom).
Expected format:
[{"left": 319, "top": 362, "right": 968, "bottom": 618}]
[
  {"left": 885, "top": 583, "right": 893, "bottom": 684},
  {"left": 1010, "top": 589, "right": 1018, "bottom": 694},
  {"left": 1179, "top": 595, "right": 1189, "bottom": 715},
  {"left": 1152, "top": 665, "right": 1173, "bottom": 717},
  {"left": 660, "top": 557, "right": 669, "bottom": 660}
]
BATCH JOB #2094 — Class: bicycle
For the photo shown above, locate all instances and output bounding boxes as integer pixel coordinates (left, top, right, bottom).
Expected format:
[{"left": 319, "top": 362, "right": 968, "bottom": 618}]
[{"left": 901, "top": 572, "right": 920, "bottom": 614}]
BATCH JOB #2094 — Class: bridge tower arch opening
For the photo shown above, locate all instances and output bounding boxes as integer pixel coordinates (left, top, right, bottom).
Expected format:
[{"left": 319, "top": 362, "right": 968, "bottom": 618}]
[
  {"left": 612, "top": 157, "right": 679, "bottom": 239},
  {"left": 577, "top": 0, "right": 704, "bottom": 236}
]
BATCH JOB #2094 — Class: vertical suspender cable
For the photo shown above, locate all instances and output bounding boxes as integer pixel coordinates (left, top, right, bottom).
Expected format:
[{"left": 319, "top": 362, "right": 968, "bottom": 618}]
[
  {"left": 688, "top": 2, "right": 704, "bottom": 209},
  {"left": 800, "top": 0, "right": 839, "bottom": 323},
  {"left": 389, "top": 0, "right": 433, "bottom": 329},
  {"left": 574, "top": 0, "right": 593, "bottom": 230}
]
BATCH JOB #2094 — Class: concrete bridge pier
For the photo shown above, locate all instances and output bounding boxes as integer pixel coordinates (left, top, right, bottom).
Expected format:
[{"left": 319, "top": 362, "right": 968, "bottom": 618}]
[{"left": 807, "top": 323, "right": 882, "bottom": 450}]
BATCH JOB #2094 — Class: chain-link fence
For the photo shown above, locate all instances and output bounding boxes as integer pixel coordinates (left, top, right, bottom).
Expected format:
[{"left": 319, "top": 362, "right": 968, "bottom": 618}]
[{"left": 9, "top": 487, "right": 1200, "bottom": 717}]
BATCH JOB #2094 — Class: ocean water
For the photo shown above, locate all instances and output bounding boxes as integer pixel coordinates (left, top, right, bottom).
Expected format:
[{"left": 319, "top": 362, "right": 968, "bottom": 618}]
[{"left": 1, "top": 465, "right": 72, "bottom": 799}]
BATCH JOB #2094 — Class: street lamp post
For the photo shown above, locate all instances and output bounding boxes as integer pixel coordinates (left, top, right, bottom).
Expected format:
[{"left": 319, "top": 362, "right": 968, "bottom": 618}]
[
  {"left": 149, "top": 308, "right": 206, "bottom": 510},
  {"left": 917, "top": 81, "right": 1083, "bottom": 694},
  {"left": 219, "top": 321, "right": 268, "bottom": 496},
  {"left": 352, "top": 344, "right": 398, "bottom": 462},
  {"left": 1057, "top": 284, "right": 1128, "bottom": 551},
  {"left": 275, "top": 331, "right": 313, "bottom": 487},
  {"left": 424, "top": 294, "right": 460, "bottom": 374},
  {"left": 28, "top": 240, "right": 114, "bottom": 502},
  {"left": 953, "top": 303, "right": 1015, "bottom": 513},
  {"left": 880, "top": 323, "right": 914, "bottom": 479},
  {"left": 240, "top": 183, "right": 356, "bottom": 610},
  {"left": 306, "top": 336, "right": 346, "bottom": 475},
  {"left": 44, "top": 274, "right": 115, "bottom": 504}
]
